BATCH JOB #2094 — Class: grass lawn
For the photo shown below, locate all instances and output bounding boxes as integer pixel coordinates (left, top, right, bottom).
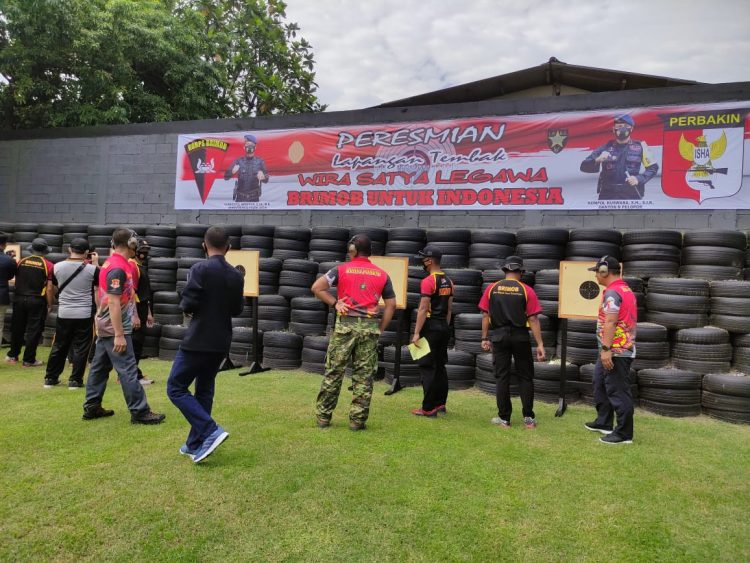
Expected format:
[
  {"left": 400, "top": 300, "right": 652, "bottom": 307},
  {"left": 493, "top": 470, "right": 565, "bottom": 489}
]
[{"left": 1, "top": 347, "right": 749, "bottom": 562}]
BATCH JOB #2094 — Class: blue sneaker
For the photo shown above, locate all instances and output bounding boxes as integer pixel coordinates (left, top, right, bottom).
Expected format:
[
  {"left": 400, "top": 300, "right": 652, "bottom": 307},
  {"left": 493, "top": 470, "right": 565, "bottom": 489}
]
[
  {"left": 179, "top": 444, "right": 197, "bottom": 459},
  {"left": 193, "top": 426, "right": 229, "bottom": 463}
]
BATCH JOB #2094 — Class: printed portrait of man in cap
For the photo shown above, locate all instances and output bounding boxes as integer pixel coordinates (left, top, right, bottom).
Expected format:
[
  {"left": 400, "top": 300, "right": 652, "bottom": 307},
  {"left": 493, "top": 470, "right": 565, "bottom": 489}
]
[{"left": 224, "top": 133, "right": 270, "bottom": 203}]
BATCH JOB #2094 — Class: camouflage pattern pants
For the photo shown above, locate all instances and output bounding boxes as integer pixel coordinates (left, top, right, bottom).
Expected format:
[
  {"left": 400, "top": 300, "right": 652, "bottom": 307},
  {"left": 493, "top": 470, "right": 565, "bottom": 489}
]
[{"left": 316, "top": 316, "right": 380, "bottom": 424}]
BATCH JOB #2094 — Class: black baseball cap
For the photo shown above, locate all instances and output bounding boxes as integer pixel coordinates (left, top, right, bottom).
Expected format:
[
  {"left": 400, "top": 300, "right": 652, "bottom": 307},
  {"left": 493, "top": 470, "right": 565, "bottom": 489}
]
[
  {"left": 502, "top": 256, "right": 524, "bottom": 272},
  {"left": 418, "top": 245, "right": 442, "bottom": 261},
  {"left": 27, "top": 238, "right": 50, "bottom": 255},
  {"left": 588, "top": 255, "right": 621, "bottom": 272},
  {"left": 69, "top": 238, "right": 90, "bottom": 253}
]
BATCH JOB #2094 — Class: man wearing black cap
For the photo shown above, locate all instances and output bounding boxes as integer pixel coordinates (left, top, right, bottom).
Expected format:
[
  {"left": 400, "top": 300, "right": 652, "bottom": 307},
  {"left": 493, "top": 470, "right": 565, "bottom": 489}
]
[
  {"left": 224, "top": 134, "right": 269, "bottom": 202},
  {"left": 0, "top": 232, "right": 17, "bottom": 346},
  {"left": 478, "top": 256, "right": 545, "bottom": 429},
  {"left": 585, "top": 256, "right": 637, "bottom": 444},
  {"left": 580, "top": 114, "right": 658, "bottom": 200},
  {"left": 411, "top": 245, "right": 454, "bottom": 417},
  {"left": 130, "top": 238, "right": 155, "bottom": 385},
  {"left": 6, "top": 238, "right": 54, "bottom": 367},
  {"left": 44, "top": 238, "right": 99, "bottom": 389}
]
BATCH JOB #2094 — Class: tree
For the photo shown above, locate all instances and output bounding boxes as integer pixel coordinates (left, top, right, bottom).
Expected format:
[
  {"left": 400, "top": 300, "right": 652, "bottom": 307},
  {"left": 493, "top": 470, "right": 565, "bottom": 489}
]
[{"left": 0, "top": 0, "right": 324, "bottom": 129}]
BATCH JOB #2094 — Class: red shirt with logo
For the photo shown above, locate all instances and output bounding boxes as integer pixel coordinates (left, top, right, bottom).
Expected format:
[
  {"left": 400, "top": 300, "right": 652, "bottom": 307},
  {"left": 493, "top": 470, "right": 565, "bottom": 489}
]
[
  {"left": 597, "top": 278, "right": 637, "bottom": 356},
  {"left": 96, "top": 253, "right": 135, "bottom": 336},
  {"left": 325, "top": 257, "right": 395, "bottom": 318},
  {"left": 479, "top": 279, "right": 541, "bottom": 328}
]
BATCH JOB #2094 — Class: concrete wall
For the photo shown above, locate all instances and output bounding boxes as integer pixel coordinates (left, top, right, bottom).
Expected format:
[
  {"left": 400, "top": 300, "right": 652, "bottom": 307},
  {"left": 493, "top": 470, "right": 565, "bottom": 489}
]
[{"left": 2, "top": 82, "right": 750, "bottom": 231}]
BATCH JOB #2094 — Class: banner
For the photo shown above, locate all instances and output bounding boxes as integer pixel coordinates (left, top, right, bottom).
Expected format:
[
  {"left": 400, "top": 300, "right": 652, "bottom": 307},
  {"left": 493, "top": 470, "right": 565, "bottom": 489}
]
[{"left": 174, "top": 101, "right": 750, "bottom": 211}]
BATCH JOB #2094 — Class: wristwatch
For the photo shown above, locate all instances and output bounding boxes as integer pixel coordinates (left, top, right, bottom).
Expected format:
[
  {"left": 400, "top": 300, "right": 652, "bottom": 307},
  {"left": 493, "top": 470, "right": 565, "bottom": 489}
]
[{"left": 601, "top": 345, "right": 611, "bottom": 351}]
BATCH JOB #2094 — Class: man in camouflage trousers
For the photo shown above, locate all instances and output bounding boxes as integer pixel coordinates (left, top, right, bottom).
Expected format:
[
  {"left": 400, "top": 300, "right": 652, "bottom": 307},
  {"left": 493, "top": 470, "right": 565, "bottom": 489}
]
[{"left": 311, "top": 235, "right": 396, "bottom": 430}]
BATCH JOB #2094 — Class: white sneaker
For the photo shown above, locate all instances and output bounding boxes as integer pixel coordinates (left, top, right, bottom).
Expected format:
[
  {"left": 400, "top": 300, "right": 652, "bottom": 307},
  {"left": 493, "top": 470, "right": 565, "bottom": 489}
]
[{"left": 139, "top": 377, "right": 154, "bottom": 385}]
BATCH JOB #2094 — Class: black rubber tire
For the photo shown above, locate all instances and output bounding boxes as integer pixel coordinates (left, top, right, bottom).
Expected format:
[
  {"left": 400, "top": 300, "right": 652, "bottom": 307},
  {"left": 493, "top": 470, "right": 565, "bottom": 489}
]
[
  {"left": 639, "top": 399, "right": 702, "bottom": 417},
  {"left": 273, "top": 238, "right": 309, "bottom": 251},
  {"left": 241, "top": 225, "right": 275, "bottom": 237},
  {"left": 678, "top": 265, "right": 742, "bottom": 281},
  {"left": 385, "top": 240, "right": 423, "bottom": 254},
  {"left": 702, "top": 373, "right": 750, "bottom": 397},
  {"left": 303, "top": 336, "right": 330, "bottom": 351},
  {"left": 516, "top": 243, "right": 566, "bottom": 259},
  {"left": 566, "top": 319, "right": 596, "bottom": 333},
  {"left": 471, "top": 230, "right": 516, "bottom": 246},
  {"left": 710, "top": 314, "right": 750, "bottom": 334},
  {"left": 274, "top": 226, "right": 311, "bottom": 241},
  {"left": 451, "top": 285, "right": 483, "bottom": 303},
  {"left": 426, "top": 229, "right": 472, "bottom": 243},
  {"left": 468, "top": 244, "right": 514, "bottom": 259},
  {"left": 710, "top": 280, "right": 750, "bottom": 298},
  {"left": 533, "top": 269, "right": 559, "bottom": 285},
  {"left": 149, "top": 258, "right": 178, "bottom": 271},
  {"left": 145, "top": 235, "right": 176, "bottom": 248},
  {"left": 533, "top": 284, "right": 559, "bottom": 301},
  {"left": 533, "top": 362, "right": 579, "bottom": 381},
  {"left": 645, "top": 311, "right": 708, "bottom": 330},
  {"left": 278, "top": 271, "right": 316, "bottom": 288},
  {"left": 263, "top": 331, "right": 303, "bottom": 349},
  {"left": 622, "top": 261, "right": 679, "bottom": 278},
  {"left": 622, "top": 230, "right": 682, "bottom": 247},
  {"left": 683, "top": 230, "right": 747, "bottom": 250},
  {"left": 176, "top": 247, "right": 206, "bottom": 258},
  {"left": 565, "top": 241, "right": 620, "bottom": 258},
  {"left": 636, "top": 322, "right": 668, "bottom": 342},
  {"left": 645, "top": 293, "right": 710, "bottom": 314},
  {"left": 282, "top": 259, "right": 319, "bottom": 274},
  {"left": 349, "top": 227, "right": 388, "bottom": 242},
  {"left": 621, "top": 244, "right": 680, "bottom": 263},
  {"left": 568, "top": 228, "right": 622, "bottom": 245},
  {"left": 647, "top": 277, "right": 710, "bottom": 296},
  {"left": 516, "top": 227, "right": 569, "bottom": 245},
  {"left": 290, "top": 297, "right": 326, "bottom": 311},
  {"left": 309, "top": 226, "right": 349, "bottom": 241},
  {"left": 145, "top": 226, "right": 176, "bottom": 237},
  {"left": 565, "top": 346, "right": 598, "bottom": 365},
  {"left": 174, "top": 224, "right": 207, "bottom": 237},
  {"left": 387, "top": 228, "right": 426, "bottom": 242},
  {"left": 427, "top": 242, "right": 469, "bottom": 256},
  {"left": 635, "top": 341, "right": 670, "bottom": 359},
  {"left": 290, "top": 310, "right": 328, "bottom": 324},
  {"left": 86, "top": 225, "right": 114, "bottom": 236},
  {"left": 240, "top": 235, "right": 274, "bottom": 249},
  {"left": 673, "top": 342, "right": 732, "bottom": 361},
  {"left": 154, "top": 313, "right": 183, "bottom": 325},
  {"left": 148, "top": 271, "right": 177, "bottom": 284},
  {"left": 161, "top": 325, "right": 188, "bottom": 339},
  {"left": 639, "top": 387, "right": 701, "bottom": 404},
  {"left": 152, "top": 303, "right": 181, "bottom": 315},
  {"left": 701, "top": 389, "right": 750, "bottom": 410},
  {"left": 308, "top": 239, "right": 346, "bottom": 252},
  {"left": 637, "top": 368, "right": 702, "bottom": 389},
  {"left": 177, "top": 257, "right": 204, "bottom": 269},
  {"left": 682, "top": 246, "right": 745, "bottom": 268},
  {"left": 675, "top": 326, "right": 730, "bottom": 345},
  {"left": 442, "top": 268, "right": 483, "bottom": 286},
  {"left": 702, "top": 407, "right": 750, "bottom": 424},
  {"left": 673, "top": 358, "right": 731, "bottom": 373}
]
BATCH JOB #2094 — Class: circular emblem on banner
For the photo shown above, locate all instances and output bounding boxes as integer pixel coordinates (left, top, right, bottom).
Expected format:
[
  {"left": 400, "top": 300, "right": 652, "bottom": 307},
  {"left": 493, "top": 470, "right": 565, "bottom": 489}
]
[
  {"left": 288, "top": 141, "right": 305, "bottom": 163},
  {"left": 579, "top": 281, "right": 600, "bottom": 300}
]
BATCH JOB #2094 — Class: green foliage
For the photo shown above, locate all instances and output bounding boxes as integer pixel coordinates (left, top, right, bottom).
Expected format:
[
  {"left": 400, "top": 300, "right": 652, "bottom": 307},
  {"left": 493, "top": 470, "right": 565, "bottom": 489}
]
[{"left": 0, "top": 0, "right": 324, "bottom": 128}]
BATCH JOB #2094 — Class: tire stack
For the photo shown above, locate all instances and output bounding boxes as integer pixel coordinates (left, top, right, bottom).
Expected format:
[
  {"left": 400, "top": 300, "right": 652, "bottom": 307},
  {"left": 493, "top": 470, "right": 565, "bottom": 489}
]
[
  {"left": 140, "top": 324, "right": 161, "bottom": 358},
  {"left": 444, "top": 269, "right": 482, "bottom": 315},
  {"left": 273, "top": 226, "right": 310, "bottom": 261},
  {"left": 37, "top": 223, "right": 64, "bottom": 253},
  {"left": 565, "top": 228, "right": 622, "bottom": 261},
  {"left": 645, "top": 278, "right": 710, "bottom": 330},
  {"left": 378, "top": 316, "right": 401, "bottom": 347},
  {"left": 453, "top": 313, "right": 483, "bottom": 355},
  {"left": 680, "top": 230, "right": 746, "bottom": 281},
  {"left": 87, "top": 225, "right": 113, "bottom": 257},
  {"left": 578, "top": 363, "right": 637, "bottom": 405},
  {"left": 152, "top": 291, "right": 183, "bottom": 326},
  {"left": 474, "top": 353, "right": 499, "bottom": 395},
  {"left": 701, "top": 373, "right": 750, "bottom": 424},
  {"left": 175, "top": 224, "right": 208, "bottom": 258},
  {"left": 621, "top": 229, "right": 682, "bottom": 278},
  {"left": 289, "top": 297, "right": 328, "bottom": 336},
  {"left": 176, "top": 257, "right": 203, "bottom": 293},
  {"left": 425, "top": 229, "right": 470, "bottom": 268},
  {"left": 231, "top": 299, "right": 253, "bottom": 328},
  {"left": 558, "top": 319, "right": 598, "bottom": 366},
  {"left": 447, "top": 350, "right": 475, "bottom": 390},
  {"left": 709, "top": 280, "right": 750, "bottom": 334},
  {"left": 733, "top": 334, "right": 750, "bottom": 374},
  {"left": 262, "top": 331, "right": 303, "bottom": 370},
  {"left": 515, "top": 227, "right": 568, "bottom": 272},
  {"left": 385, "top": 228, "right": 425, "bottom": 266},
  {"left": 349, "top": 227, "right": 388, "bottom": 256},
  {"left": 637, "top": 368, "right": 702, "bottom": 417},
  {"left": 382, "top": 345, "right": 420, "bottom": 387},
  {"left": 469, "top": 230, "right": 515, "bottom": 271},
  {"left": 229, "top": 327, "right": 261, "bottom": 366},
  {"left": 533, "top": 362, "right": 580, "bottom": 403},
  {"left": 259, "top": 257, "right": 283, "bottom": 295},
  {"left": 13, "top": 223, "right": 38, "bottom": 255},
  {"left": 309, "top": 227, "right": 349, "bottom": 263},
  {"left": 42, "top": 307, "right": 57, "bottom": 346},
  {"left": 278, "top": 259, "right": 317, "bottom": 300},
  {"left": 532, "top": 314, "right": 557, "bottom": 360},
  {"left": 673, "top": 327, "right": 732, "bottom": 375},
  {"left": 624, "top": 276, "right": 647, "bottom": 320},
  {"left": 62, "top": 223, "right": 89, "bottom": 252},
  {"left": 145, "top": 225, "right": 176, "bottom": 258},
  {"left": 241, "top": 225, "right": 275, "bottom": 257},
  {"left": 632, "top": 322, "right": 670, "bottom": 370},
  {"left": 406, "top": 266, "right": 428, "bottom": 309},
  {"left": 159, "top": 325, "right": 187, "bottom": 361},
  {"left": 301, "top": 336, "right": 330, "bottom": 375},
  {"left": 0, "top": 222, "right": 13, "bottom": 237},
  {"left": 224, "top": 225, "right": 242, "bottom": 250},
  {"left": 533, "top": 269, "right": 560, "bottom": 318},
  {"left": 148, "top": 258, "right": 178, "bottom": 294},
  {"left": 257, "top": 295, "right": 290, "bottom": 331}
]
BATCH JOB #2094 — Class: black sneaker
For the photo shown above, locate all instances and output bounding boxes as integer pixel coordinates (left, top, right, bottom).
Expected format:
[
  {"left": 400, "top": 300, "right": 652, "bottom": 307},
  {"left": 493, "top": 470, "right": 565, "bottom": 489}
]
[
  {"left": 43, "top": 378, "right": 60, "bottom": 389},
  {"left": 131, "top": 411, "right": 166, "bottom": 425},
  {"left": 584, "top": 421, "right": 613, "bottom": 435},
  {"left": 68, "top": 380, "right": 83, "bottom": 390},
  {"left": 82, "top": 405, "right": 115, "bottom": 420},
  {"left": 600, "top": 433, "right": 633, "bottom": 445}
]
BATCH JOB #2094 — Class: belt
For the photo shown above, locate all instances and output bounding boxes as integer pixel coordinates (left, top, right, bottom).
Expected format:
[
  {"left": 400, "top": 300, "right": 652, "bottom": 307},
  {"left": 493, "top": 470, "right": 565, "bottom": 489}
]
[{"left": 338, "top": 315, "right": 379, "bottom": 325}]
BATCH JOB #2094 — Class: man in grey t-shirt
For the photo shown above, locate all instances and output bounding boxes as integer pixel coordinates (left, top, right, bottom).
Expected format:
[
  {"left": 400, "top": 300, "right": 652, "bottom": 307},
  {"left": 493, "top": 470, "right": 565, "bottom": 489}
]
[{"left": 44, "top": 239, "right": 99, "bottom": 389}]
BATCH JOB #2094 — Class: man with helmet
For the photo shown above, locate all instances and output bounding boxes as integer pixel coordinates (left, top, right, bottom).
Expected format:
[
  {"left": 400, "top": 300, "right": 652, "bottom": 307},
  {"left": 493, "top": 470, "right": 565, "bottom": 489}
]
[
  {"left": 580, "top": 114, "right": 659, "bottom": 200},
  {"left": 224, "top": 134, "right": 269, "bottom": 202},
  {"left": 130, "top": 237, "right": 155, "bottom": 385}
]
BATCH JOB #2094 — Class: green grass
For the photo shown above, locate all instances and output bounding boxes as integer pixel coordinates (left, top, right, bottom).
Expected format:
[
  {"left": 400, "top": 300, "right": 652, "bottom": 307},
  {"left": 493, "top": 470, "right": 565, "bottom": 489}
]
[{"left": 1, "top": 347, "right": 749, "bottom": 562}]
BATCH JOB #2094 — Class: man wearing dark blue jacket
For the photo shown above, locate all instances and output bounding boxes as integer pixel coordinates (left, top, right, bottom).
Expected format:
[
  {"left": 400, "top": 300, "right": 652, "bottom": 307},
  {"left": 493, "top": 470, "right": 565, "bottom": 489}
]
[{"left": 167, "top": 226, "right": 244, "bottom": 463}]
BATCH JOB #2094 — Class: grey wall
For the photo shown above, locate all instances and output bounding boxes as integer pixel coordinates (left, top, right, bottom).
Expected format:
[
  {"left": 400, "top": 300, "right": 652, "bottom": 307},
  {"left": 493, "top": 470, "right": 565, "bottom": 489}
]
[{"left": 2, "top": 82, "right": 750, "bottom": 231}]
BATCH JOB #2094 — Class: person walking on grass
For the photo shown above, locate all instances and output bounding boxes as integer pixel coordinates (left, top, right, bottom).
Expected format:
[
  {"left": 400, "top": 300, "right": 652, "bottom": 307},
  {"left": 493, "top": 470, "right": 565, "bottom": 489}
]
[
  {"left": 167, "top": 226, "right": 244, "bottom": 463},
  {"left": 82, "top": 228, "right": 165, "bottom": 425}
]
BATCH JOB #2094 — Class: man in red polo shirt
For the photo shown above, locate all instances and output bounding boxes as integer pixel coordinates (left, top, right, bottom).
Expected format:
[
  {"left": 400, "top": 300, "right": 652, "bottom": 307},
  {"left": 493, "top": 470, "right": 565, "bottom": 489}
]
[
  {"left": 584, "top": 256, "right": 637, "bottom": 444},
  {"left": 82, "top": 228, "right": 165, "bottom": 425},
  {"left": 479, "top": 256, "right": 546, "bottom": 429},
  {"left": 311, "top": 234, "right": 396, "bottom": 431}
]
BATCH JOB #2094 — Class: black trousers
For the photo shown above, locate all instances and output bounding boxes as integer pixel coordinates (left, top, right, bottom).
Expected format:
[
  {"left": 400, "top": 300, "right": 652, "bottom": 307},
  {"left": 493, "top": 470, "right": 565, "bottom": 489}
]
[
  {"left": 45, "top": 316, "right": 94, "bottom": 383},
  {"left": 8, "top": 295, "right": 47, "bottom": 364},
  {"left": 593, "top": 356, "right": 634, "bottom": 440},
  {"left": 132, "top": 302, "right": 149, "bottom": 377},
  {"left": 491, "top": 327, "right": 535, "bottom": 421},
  {"left": 417, "top": 319, "right": 450, "bottom": 411}
]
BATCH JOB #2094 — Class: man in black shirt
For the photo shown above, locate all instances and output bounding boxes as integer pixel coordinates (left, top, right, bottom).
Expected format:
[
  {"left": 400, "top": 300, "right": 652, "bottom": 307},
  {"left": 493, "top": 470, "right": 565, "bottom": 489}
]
[
  {"left": 130, "top": 238, "right": 154, "bottom": 385},
  {"left": 0, "top": 232, "right": 18, "bottom": 346}
]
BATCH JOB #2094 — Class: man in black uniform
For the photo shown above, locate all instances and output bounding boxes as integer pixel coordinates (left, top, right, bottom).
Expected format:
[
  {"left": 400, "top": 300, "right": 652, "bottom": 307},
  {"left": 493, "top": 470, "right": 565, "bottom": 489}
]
[
  {"left": 7, "top": 238, "right": 54, "bottom": 367},
  {"left": 224, "top": 134, "right": 269, "bottom": 202},
  {"left": 478, "top": 256, "right": 546, "bottom": 429},
  {"left": 411, "top": 245, "right": 454, "bottom": 417},
  {"left": 0, "top": 232, "right": 18, "bottom": 346},
  {"left": 580, "top": 114, "right": 658, "bottom": 200},
  {"left": 130, "top": 238, "right": 154, "bottom": 385}
]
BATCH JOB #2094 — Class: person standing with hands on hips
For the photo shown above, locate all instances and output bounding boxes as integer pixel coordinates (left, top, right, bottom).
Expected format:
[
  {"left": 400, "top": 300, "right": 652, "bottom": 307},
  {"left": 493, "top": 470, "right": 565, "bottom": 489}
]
[
  {"left": 585, "top": 256, "right": 637, "bottom": 444},
  {"left": 311, "top": 234, "right": 396, "bottom": 431},
  {"left": 478, "top": 256, "right": 545, "bottom": 429},
  {"left": 410, "top": 245, "right": 453, "bottom": 417}
]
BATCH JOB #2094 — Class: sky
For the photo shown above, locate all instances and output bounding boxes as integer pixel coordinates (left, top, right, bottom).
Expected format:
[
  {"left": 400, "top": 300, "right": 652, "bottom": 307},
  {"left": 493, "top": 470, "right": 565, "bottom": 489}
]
[{"left": 284, "top": 0, "right": 750, "bottom": 112}]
